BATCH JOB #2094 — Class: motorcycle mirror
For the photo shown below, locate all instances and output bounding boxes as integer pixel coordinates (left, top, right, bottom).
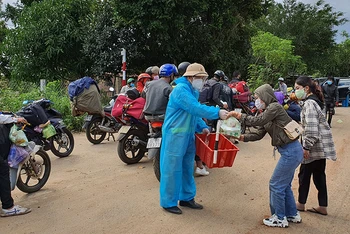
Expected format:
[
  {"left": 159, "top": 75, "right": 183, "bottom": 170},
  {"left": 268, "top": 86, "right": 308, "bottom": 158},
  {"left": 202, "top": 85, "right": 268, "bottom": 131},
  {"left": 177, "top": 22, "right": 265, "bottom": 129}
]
[{"left": 109, "top": 87, "right": 115, "bottom": 92}]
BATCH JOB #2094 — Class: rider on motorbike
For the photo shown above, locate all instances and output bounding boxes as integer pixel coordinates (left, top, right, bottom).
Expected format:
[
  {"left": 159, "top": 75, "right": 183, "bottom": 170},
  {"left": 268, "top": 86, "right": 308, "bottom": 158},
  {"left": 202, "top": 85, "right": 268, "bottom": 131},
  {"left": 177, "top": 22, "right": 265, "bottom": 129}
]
[{"left": 142, "top": 64, "right": 178, "bottom": 119}]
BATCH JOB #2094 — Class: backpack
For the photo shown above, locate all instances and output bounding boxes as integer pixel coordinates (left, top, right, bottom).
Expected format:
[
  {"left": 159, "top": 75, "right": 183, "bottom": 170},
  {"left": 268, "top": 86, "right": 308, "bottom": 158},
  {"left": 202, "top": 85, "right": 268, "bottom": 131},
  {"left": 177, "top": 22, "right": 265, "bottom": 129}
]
[{"left": 199, "top": 79, "right": 220, "bottom": 103}]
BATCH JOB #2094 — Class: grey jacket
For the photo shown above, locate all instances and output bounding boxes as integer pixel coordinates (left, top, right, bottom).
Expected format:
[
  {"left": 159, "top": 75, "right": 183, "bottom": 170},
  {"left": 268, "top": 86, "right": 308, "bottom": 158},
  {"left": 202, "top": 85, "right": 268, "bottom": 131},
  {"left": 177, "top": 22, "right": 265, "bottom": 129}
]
[{"left": 242, "top": 84, "right": 295, "bottom": 146}]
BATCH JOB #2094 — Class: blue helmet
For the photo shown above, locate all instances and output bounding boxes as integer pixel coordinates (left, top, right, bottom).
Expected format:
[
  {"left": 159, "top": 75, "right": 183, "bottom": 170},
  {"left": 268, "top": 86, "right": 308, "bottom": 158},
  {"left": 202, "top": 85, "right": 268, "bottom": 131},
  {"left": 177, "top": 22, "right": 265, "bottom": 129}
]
[{"left": 159, "top": 64, "right": 178, "bottom": 78}]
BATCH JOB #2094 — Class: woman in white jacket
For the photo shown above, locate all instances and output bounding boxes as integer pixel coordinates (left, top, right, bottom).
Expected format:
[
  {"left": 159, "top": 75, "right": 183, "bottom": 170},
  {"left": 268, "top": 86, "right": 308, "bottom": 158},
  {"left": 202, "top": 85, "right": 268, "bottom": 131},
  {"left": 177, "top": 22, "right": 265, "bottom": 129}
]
[{"left": 294, "top": 76, "right": 336, "bottom": 216}]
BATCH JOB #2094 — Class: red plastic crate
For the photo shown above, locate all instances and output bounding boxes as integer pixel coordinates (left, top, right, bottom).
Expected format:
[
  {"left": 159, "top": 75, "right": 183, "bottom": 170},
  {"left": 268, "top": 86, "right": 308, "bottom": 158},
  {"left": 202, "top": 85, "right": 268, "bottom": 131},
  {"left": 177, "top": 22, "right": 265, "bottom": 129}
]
[{"left": 195, "top": 133, "right": 239, "bottom": 168}]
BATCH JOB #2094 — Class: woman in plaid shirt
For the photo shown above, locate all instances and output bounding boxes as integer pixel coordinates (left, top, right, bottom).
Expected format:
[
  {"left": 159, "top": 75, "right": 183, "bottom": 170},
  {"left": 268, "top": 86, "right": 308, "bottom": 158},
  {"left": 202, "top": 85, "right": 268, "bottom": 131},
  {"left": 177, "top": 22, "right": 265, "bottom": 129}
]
[{"left": 294, "top": 76, "right": 336, "bottom": 216}]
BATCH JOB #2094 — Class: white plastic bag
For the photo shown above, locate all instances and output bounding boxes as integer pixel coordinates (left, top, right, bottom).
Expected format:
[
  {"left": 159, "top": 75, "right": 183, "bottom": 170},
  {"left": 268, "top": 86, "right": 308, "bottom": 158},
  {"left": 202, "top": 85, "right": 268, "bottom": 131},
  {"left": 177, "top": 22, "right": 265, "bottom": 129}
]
[{"left": 219, "top": 117, "right": 241, "bottom": 138}]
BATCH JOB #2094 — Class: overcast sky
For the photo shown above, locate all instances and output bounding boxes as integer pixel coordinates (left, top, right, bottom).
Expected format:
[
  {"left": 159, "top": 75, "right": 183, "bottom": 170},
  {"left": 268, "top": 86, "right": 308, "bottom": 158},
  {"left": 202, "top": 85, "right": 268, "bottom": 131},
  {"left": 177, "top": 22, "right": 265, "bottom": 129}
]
[{"left": 2, "top": 0, "right": 349, "bottom": 42}]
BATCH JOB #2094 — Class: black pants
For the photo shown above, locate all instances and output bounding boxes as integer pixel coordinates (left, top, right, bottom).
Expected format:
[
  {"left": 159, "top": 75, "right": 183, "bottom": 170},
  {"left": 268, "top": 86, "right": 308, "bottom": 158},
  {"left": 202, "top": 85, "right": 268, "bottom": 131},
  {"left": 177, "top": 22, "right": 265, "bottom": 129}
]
[
  {"left": 0, "top": 159, "right": 14, "bottom": 209},
  {"left": 325, "top": 102, "right": 335, "bottom": 126},
  {"left": 298, "top": 159, "right": 328, "bottom": 207},
  {"left": 0, "top": 124, "right": 14, "bottom": 209}
]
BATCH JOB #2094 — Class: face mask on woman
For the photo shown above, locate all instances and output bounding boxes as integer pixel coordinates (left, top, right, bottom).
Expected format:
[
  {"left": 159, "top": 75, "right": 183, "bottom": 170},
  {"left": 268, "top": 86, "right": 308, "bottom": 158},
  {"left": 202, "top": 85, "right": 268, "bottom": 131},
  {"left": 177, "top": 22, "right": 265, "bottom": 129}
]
[
  {"left": 326, "top": 80, "right": 333, "bottom": 85},
  {"left": 255, "top": 98, "right": 266, "bottom": 110},
  {"left": 130, "top": 83, "right": 135, "bottom": 87},
  {"left": 192, "top": 79, "right": 204, "bottom": 91},
  {"left": 295, "top": 88, "right": 307, "bottom": 100}
]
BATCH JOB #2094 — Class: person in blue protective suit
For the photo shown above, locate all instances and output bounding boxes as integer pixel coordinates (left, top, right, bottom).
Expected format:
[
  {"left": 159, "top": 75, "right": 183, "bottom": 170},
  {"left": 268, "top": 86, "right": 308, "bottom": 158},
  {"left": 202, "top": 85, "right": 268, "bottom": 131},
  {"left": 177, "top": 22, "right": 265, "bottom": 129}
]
[{"left": 160, "top": 63, "right": 229, "bottom": 215}]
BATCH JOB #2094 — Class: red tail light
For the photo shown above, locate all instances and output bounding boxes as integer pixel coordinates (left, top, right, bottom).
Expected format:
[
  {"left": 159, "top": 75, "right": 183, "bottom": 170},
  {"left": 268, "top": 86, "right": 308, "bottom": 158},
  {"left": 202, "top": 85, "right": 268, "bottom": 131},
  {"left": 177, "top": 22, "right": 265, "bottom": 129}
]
[{"left": 151, "top": 121, "right": 163, "bottom": 128}]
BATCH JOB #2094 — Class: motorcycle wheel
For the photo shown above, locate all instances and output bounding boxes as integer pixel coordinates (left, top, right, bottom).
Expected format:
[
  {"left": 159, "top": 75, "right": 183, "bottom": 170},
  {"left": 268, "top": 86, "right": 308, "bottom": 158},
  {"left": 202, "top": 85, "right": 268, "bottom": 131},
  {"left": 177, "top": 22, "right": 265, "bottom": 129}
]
[
  {"left": 153, "top": 151, "right": 160, "bottom": 182},
  {"left": 117, "top": 129, "right": 147, "bottom": 164},
  {"left": 50, "top": 127, "right": 74, "bottom": 157},
  {"left": 16, "top": 149, "right": 51, "bottom": 193},
  {"left": 86, "top": 118, "right": 107, "bottom": 144}
]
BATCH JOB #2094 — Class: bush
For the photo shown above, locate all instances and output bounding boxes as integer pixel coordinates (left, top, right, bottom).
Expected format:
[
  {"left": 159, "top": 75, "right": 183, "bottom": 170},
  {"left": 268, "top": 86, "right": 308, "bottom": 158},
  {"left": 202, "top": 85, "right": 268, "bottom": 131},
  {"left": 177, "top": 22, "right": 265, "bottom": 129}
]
[{"left": 0, "top": 79, "right": 84, "bottom": 131}]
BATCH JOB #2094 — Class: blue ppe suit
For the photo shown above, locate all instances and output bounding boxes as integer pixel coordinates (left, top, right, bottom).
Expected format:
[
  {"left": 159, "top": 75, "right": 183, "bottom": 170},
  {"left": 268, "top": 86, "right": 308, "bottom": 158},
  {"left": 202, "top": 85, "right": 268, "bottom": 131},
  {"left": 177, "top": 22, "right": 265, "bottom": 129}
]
[{"left": 160, "top": 77, "right": 220, "bottom": 208}]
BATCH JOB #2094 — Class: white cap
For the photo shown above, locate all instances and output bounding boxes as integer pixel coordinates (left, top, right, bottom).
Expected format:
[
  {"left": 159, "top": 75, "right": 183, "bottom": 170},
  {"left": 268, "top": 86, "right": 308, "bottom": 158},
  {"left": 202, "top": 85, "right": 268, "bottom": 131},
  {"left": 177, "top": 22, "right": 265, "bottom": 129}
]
[{"left": 278, "top": 77, "right": 284, "bottom": 81}]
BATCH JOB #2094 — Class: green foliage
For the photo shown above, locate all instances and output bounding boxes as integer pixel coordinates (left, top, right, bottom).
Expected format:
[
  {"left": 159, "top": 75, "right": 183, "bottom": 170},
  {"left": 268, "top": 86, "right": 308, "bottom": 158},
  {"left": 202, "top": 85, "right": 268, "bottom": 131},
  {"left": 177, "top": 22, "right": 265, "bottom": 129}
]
[
  {"left": 248, "top": 31, "right": 306, "bottom": 90},
  {"left": 0, "top": 79, "right": 84, "bottom": 131},
  {"left": 329, "top": 39, "right": 350, "bottom": 76},
  {"left": 83, "top": 1, "right": 123, "bottom": 78},
  {"left": 3, "top": 0, "right": 95, "bottom": 82},
  {"left": 113, "top": 0, "right": 265, "bottom": 76},
  {"left": 253, "top": 0, "right": 347, "bottom": 75}
]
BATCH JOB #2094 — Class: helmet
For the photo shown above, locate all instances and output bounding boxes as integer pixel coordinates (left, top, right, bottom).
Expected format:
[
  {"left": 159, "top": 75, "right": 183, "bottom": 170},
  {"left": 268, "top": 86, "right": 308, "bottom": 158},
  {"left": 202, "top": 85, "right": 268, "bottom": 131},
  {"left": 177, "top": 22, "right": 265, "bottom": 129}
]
[
  {"left": 138, "top": 73, "right": 151, "bottom": 81},
  {"left": 214, "top": 70, "right": 225, "bottom": 78},
  {"left": 145, "top": 66, "right": 160, "bottom": 75},
  {"left": 145, "top": 66, "right": 153, "bottom": 75},
  {"left": 278, "top": 77, "right": 284, "bottom": 81},
  {"left": 127, "top": 78, "right": 135, "bottom": 84},
  {"left": 183, "top": 63, "right": 208, "bottom": 77},
  {"left": 159, "top": 64, "right": 178, "bottom": 77},
  {"left": 178, "top": 61, "right": 191, "bottom": 76}
]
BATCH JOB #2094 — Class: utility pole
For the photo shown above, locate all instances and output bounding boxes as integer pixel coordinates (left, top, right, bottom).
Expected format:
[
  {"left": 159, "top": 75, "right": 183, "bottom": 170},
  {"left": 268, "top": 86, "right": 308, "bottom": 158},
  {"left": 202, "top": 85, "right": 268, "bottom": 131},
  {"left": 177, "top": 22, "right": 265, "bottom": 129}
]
[{"left": 121, "top": 48, "right": 127, "bottom": 86}]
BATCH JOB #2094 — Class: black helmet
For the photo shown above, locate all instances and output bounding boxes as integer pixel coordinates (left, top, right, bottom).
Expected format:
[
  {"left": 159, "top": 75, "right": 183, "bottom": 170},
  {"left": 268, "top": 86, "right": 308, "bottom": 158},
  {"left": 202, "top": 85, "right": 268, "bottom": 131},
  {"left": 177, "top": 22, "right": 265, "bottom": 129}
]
[
  {"left": 214, "top": 70, "right": 225, "bottom": 79},
  {"left": 178, "top": 62, "right": 191, "bottom": 76},
  {"left": 145, "top": 66, "right": 153, "bottom": 75}
]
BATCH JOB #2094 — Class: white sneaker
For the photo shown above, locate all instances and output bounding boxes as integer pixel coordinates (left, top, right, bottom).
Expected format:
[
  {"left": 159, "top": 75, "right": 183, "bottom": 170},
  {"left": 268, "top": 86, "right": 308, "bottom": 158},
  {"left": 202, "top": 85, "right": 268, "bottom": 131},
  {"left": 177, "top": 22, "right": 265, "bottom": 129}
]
[
  {"left": 287, "top": 211, "right": 302, "bottom": 223},
  {"left": 195, "top": 167, "right": 209, "bottom": 176},
  {"left": 1, "top": 205, "right": 31, "bottom": 217},
  {"left": 263, "top": 214, "right": 289, "bottom": 228}
]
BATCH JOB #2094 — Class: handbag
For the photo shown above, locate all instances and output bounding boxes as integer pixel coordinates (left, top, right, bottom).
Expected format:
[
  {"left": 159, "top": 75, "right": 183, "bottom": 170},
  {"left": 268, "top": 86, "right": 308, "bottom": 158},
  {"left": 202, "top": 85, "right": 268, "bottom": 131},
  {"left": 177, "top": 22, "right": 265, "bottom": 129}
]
[{"left": 275, "top": 120, "right": 303, "bottom": 140}]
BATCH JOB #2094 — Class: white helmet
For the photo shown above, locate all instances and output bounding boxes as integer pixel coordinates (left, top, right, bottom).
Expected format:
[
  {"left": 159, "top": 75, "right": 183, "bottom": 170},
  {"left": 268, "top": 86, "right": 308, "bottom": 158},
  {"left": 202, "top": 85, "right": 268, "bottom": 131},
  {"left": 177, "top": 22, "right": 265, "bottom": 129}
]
[{"left": 278, "top": 77, "right": 284, "bottom": 81}]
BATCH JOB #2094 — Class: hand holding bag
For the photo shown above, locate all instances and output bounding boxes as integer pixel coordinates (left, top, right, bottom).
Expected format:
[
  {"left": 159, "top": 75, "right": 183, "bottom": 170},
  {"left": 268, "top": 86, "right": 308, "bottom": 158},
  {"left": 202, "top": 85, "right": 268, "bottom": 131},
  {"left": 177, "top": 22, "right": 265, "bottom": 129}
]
[{"left": 9, "top": 124, "right": 29, "bottom": 146}]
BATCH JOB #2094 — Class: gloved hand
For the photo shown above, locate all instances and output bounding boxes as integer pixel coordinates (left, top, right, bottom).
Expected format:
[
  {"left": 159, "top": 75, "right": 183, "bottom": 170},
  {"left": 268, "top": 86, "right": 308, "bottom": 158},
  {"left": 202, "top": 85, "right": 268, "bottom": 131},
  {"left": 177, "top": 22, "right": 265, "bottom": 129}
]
[
  {"left": 227, "top": 111, "right": 241, "bottom": 119},
  {"left": 219, "top": 109, "right": 229, "bottom": 120},
  {"left": 202, "top": 128, "right": 210, "bottom": 135}
]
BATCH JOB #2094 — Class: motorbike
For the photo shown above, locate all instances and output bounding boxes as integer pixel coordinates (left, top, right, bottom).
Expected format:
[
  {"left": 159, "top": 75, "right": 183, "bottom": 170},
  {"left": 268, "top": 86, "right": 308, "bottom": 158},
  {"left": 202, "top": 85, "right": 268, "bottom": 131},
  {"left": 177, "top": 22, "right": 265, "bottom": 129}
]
[
  {"left": 17, "top": 99, "right": 74, "bottom": 157},
  {"left": 144, "top": 115, "right": 164, "bottom": 182},
  {"left": 116, "top": 101, "right": 149, "bottom": 164},
  {"left": 83, "top": 94, "right": 122, "bottom": 144},
  {"left": 9, "top": 143, "right": 51, "bottom": 193}
]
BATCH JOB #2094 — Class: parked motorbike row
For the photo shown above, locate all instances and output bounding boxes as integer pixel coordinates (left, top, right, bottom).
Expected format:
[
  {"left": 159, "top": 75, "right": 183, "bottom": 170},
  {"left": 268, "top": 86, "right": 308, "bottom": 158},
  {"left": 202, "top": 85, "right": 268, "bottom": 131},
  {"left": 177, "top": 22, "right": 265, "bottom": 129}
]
[{"left": 6, "top": 99, "right": 75, "bottom": 193}]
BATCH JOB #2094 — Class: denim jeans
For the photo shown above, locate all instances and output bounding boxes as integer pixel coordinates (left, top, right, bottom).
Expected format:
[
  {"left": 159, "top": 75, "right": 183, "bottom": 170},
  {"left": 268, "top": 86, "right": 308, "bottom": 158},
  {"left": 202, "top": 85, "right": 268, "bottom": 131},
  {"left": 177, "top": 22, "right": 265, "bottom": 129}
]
[{"left": 270, "top": 140, "right": 303, "bottom": 219}]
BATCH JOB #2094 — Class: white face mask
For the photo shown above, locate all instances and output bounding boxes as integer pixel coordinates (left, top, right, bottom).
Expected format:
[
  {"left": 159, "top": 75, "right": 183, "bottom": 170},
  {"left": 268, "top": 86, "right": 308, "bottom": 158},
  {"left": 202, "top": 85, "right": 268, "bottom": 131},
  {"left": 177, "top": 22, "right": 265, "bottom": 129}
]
[
  {"left": 153, "top": 75, "right": 159, "bottom": 80},
  {"left": 192, "top": 79, "right": 204, "bottom": 91},
  {"left": 255, "top": 98, "right": 266, "bottom": 110}
]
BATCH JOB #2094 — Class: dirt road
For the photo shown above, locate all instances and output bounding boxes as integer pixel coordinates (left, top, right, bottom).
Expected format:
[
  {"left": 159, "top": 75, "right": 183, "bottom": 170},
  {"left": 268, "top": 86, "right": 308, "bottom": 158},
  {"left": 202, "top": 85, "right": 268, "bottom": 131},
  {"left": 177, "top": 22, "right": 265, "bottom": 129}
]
[{"left": 1, "top": 108, "right": 350, "bottom": 234}]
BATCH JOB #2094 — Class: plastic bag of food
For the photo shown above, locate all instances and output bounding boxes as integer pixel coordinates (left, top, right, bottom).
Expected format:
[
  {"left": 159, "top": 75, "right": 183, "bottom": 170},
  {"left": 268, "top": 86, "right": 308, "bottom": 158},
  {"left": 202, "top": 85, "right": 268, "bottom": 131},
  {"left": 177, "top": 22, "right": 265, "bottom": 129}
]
[
  {"left": 219, "top": 117, "right": 241, "bottom": 138},
  {"left": 7, "top": 144, "right": 29, "bottom": 168},
  {"left": 9, "top": 124, "right": 28, "bottom": 147}
]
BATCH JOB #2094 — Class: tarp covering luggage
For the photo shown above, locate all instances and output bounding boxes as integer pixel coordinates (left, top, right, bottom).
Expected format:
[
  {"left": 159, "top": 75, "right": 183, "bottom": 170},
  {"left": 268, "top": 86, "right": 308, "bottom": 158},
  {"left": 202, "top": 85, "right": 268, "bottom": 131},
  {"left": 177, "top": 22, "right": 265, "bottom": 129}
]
[{"left": 68, "top": 77, "right": 103, "bottom": 116}]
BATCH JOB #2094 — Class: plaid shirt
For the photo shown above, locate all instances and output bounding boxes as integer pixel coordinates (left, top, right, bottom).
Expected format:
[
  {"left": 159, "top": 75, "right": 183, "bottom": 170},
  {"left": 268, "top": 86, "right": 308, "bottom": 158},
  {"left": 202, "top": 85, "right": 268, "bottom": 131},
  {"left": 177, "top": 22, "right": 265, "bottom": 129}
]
[{"left": 300, "top": 99, "right": 336, "bottom": 164}]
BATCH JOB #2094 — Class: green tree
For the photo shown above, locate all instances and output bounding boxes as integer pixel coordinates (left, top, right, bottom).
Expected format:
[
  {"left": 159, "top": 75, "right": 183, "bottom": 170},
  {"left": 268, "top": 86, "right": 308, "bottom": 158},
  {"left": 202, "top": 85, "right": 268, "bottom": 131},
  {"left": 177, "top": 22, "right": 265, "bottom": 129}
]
[
  {"left": 83, "top": 0, "right": 124, "bottom": 78},
  {"left": 4, "top": 0, "right": 95, "bottom": 82},
  {"left": 113, "top": 0, "right": 266, "bottom": 76},
  {"left": 330, "top": 39, "right": 350, "bottom": 76},
  {"left": 248, "top": 31, "right": 306, "bottom": 90},
  {"left": 253, "top": 0, "right": 347, "bottom": 75}
]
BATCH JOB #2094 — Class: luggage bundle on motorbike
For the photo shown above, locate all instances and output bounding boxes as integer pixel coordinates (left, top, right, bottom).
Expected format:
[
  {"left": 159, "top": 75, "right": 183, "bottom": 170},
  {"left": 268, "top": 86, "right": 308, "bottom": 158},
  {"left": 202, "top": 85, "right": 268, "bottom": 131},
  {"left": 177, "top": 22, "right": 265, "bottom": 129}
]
[
  {"left": 68, "top": 77, "right": 104, "bottom": 117},
  {"left": 111, "top": 95, "right": 145, "bottom": 120},
  {"left": 16, "top": 103, "right": 49, "bottom": 127},
  {"left": 17, "top": 99, "right": 74, "bottom": 158},
  {"left": 111, "top": 95, "right": 149, "bottom": 165}
]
